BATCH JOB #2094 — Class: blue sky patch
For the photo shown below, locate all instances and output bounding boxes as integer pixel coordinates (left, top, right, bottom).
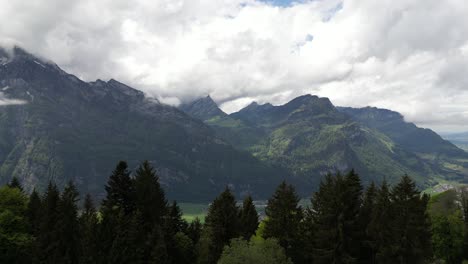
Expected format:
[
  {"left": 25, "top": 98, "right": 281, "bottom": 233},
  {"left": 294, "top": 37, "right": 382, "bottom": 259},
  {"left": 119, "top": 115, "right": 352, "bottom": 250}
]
[{"left": 259, "top": 0, "right": 303, "bottom": 7}]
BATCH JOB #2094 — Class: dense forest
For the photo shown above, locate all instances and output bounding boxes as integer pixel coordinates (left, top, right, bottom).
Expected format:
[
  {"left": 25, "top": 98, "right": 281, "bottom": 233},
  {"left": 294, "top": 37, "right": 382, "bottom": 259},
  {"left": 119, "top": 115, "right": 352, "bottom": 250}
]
[{"left": 1, "top": 160, "right": 468, "bottom": 263}]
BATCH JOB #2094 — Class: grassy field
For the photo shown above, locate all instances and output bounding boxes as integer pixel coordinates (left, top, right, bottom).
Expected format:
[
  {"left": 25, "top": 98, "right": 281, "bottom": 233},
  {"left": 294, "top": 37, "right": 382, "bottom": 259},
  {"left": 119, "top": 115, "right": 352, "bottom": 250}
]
[
  {"left": 179, "top": 203, "right": 209, "bottom": 222},
  {"left": 179, "top": 199, "right": 312, "bottom": 223}
]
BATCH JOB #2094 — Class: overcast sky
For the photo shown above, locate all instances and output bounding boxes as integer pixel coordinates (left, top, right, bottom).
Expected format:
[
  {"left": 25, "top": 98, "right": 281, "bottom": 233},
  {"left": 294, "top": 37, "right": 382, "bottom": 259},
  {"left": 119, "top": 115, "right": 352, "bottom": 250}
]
[{"left": 1, "top": 0, "right": 468, "bottom": 133}]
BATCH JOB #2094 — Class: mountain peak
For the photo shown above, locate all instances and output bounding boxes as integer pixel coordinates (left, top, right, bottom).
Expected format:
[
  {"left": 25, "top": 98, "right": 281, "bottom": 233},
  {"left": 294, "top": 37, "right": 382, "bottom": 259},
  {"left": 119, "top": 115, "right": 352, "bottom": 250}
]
[
  {"left": 180, "top": 95, "right": 226, "bottom": 121},
  {"left": 240, "top": 101, "right": 274, "bottom": 113},
  {"left": 280, "top": 94, "right": 335, "bottom": 116}
]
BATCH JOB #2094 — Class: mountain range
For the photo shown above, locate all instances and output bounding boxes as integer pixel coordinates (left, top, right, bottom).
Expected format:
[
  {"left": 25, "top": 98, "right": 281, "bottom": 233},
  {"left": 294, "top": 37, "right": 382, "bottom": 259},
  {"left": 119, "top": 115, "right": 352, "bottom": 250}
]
[
  {"left": 0, "top": 47, "right": 286, "bottom": 201},
  {"left": 1, "top": 46, "right": 468, "bottom": 201},
  {"left": 181, "top": 95, "right": 468, "bottom": 194}
]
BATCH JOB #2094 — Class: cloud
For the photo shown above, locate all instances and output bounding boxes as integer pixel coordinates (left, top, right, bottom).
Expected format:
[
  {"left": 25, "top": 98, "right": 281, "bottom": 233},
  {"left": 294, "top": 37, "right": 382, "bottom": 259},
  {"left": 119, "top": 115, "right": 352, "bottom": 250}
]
[
  {"left": 0, "top": 88, "right": 27, "bottom": 106},
  {"left": 1, "top": 0, "right": 468, "bottom": 132}
]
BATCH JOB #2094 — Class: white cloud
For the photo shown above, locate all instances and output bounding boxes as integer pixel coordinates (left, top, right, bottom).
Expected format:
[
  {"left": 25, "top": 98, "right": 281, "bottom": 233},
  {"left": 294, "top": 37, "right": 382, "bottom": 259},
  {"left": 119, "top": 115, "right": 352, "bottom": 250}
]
[
  {"left": 0, "top": 89, "right": 27, "bottom": 106},
  {"left": 1, "top": 0, "right": 468, "bottom": 132}
]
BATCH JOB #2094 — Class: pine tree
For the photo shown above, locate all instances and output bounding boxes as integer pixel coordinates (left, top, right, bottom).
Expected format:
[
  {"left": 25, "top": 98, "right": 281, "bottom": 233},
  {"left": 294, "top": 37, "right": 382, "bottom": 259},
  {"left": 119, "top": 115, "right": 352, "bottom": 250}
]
[
  {"left": 36, "top": 181, "right": 61, "bottom": 263},
  {"left": 198, "top": 187, "right": 240, "bottom": 264},
  {"left": 56, "top": 181, "right": 81, "bottom": 264},
  {"left": 342, "top": 169, "right": 363, "bottom": 260},
  {"left": 165, "top": 201, "right": 190, "bottom": 264},
  {"left": 369, "top": 180, "right": 394, "bottom": 264},
  {"left": 166, "top": 201, "right": 188, "bottom": 235},
  {"left": 461, "top": 189, "right": 468, "bottom": 259},
  {"left": 389, "top": 175, "right": 432, "bottom": 263},
  {"left": 134, "top": 161, "right": 167, "bottom": 230},
  {"left": 358, "top": 182, "right": 377, "bottom": 263},
  {"left": 79, "top": 194, "right": 99, "bottom": 264},
  {"left": 132, "top": 161, "right": 169, "bottom": 262},
  {"left": 187, "top": 217, "right": 202, "bottom": 245},
  {"left": 310, "top": 171, "right": 363, "bottom": 264},
  {"left": 108, "top": 210, "right": 142, "bottom": 264},
  {"left": 101, "top": 161, "right": 135, "bottom": 215},
  {"left": 8, "top": 176, "right": 23, "bottom": 191},
  {"left": 239, "top": 195, "right": 259, "bottom": 240},
  {"left": 100, "top": 161, "right": 135, "bottom": 261},
  {"left": 26, "top": 188, "right": 42, "bottom": 235},
  {"left": 263, "top": 181, "right": 302, "bottom": 263}
]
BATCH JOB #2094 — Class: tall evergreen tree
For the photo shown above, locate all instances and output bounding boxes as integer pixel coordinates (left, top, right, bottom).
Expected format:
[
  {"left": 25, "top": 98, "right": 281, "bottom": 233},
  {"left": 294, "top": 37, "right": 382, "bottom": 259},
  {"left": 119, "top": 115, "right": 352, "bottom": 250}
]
[
  {"left": 132, "top": 161, "right": 169, "bottom": 262},
  {"left": 165, "top": 201, "right": 190, "bottom": 264},
  {"left": 79, "top": 194, "right": 99, "bottom": 264},
  {"left": 134, "top": 161, "right": 167, "bottom": 230},
  {"left": 8, "top": 176, "right": 23, "bottom": 192},
  {"left": 198, "top": 187, "right": 240, "bottom": 264},
  {"left": 368, "top": 180, "right": 394, "bottom": 264},
  {"left": 239, "top": 195, "right": 259, "bottom": 240},
  {"left": 101, "top": 161, "right": 135, "bottom": 215},
  {"left": 389, "top": 175, "right": 432, "bottom": 263},
  {"left": 263, "top": 181, "right": 302, "bottom": 263},
  {"left": 461, "top": 189, "right": 468, "bottom": 259},
  {"left": 56, "top": 181, "right": 81, "bottom": 264},
  {"left": 36, "top": 181, "right": 61, "bottom": 263},
  {"left": 187, "top": 217, "right": 202, "bottom": 245},
  {"left": 358, "top": 182, "right": 377, "bottom": 263},
  {"left": 26, "top": 189, "right": 42, "bottom": 236},
  {"left": 310, "top": 171, "right": 363, "bottom": 264},
  {"left": 99, "top": 161, "right": 135, "bottom": 261}
]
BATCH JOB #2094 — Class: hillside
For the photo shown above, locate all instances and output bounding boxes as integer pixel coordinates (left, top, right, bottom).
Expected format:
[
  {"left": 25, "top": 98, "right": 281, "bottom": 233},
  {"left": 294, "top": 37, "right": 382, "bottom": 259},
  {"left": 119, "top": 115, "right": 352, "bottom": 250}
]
[
  {"left": 0, "top": 47, "right": 286, "bottom": 201},
  {"left": 182, "top": 95, "right": 468, "bottom": 190}
]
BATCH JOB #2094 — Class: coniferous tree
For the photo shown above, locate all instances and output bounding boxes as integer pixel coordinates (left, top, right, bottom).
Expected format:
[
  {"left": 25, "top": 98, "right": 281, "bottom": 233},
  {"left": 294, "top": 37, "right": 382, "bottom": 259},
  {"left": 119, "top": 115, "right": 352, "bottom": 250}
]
[
  {"left": 187, "top": 217, "right": 202, "bottom": 245},
  {"left": 79, "top": 194, "right": 99, "bottom": 264},
  {"left": 198, "top": 187, "right": 240, "bottom": 264},
  {"left": 101, "top": 161, "right": 135, "bottom": 215},
  {"left": 133, "top": 161, "right": 169, "bottom": 262},
  {"left": 36, "top": 181, "right": 61, "bottom": 263},
  {"left": 100, "top": 161, "right": 135, "bottom": 261},
  {"left": 166, "top": 201, "right": 188, "bottom": 236},
  {"left": 310, "top": 170, "right": 363, "bottom": 264},
  {"left": 165, "top": 201, "right": 190, "bottom": 264},
  {"left": 108, "top": 210, "right": 144, "bottom": 264},
  {"left": 461, "top": 189, "right": 468, "bottom": 259},
  {"left": 239, "top": 195, "right": 259, "bottom": 240},
  {"left": 134, "top": 161, "right": 167, "bottom": 229},
  {"left": 343, "top": 169, "right": 363, "bottom": 260},
  {"left": 8, "top": 176, "right": 23, "bottom": 192},
  {"left": 26, "top": 189, "right": 42, "bottom": 236},
  {"left": 369, "top": 180, "right": 394, "bottom": 264},
  {"left": 56, "top": 181, "right": 81, "bottom": 264},
  {"left": 263, "top": 181, "right": 302, "bottom": 263},
  {"left": 358, "top": 182, "right": 377, "bottom": 263},
  {"left": 389, "top": 175, "right": 432, "bottom": 264}
]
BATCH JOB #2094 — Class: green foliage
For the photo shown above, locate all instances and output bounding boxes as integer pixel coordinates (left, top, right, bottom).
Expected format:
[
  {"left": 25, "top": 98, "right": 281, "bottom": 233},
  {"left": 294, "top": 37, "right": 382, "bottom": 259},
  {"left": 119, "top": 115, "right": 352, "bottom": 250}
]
[
  {"left": 134, "top": 160, "right": 167, "bottom": 228},
  {"left": 198, "top": 188, "right": 240, "bottom": 264},
  {"left": 432, "top": 211, "right": 464, "bottom": 264},
  {"left": 389, "top": 176, "right": 432, "bottom": 263},
  {"left": 79, "top": 194, "right": 99, "bottom": 264},
  {"left": 218, "top": 237, "right": 292, "bottom": 264},
  {"left": 263, "top": 181, "right": 302, "bottom": 263},
  {"left": 239, "top": 195, "right": 259, "bottom": 239},
  {"left": 37, "top": 181, "right": 61, "bottom": 263},
  {"left": 102, "top": 161, "right": 135, "bottom": 216},
  {"left": 56, "top": 181, "right": 81, "bottom": 263},
  {"left": 0, "top": 186, "right": 32, "bottom": 263},
  {"left": 309, "top": 171, "right": 363, "bottom": 263}
]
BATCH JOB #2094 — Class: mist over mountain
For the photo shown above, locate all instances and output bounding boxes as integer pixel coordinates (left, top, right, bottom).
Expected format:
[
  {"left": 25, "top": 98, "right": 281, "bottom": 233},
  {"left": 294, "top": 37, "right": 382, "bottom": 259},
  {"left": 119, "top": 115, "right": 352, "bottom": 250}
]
[
  {"left": 2, "top": 46, "right": 468, "bottom": 201},
  {"left": 0, "top": 47, "right": 286, "bottom": 201}
]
